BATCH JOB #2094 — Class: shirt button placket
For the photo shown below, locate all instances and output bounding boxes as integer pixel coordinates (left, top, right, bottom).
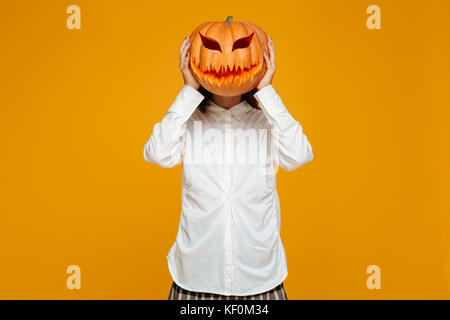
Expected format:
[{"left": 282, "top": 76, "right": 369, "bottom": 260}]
[{"left": 223, "top": 111, "right": 233, "bottom": 294}]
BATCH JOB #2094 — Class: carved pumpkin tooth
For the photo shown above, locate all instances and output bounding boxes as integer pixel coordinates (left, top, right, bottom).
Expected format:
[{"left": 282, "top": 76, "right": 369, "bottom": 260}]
[
  {"left": 238, "top": 75, "right": 244, "bottom": 87},
  {"left": 233, "top": 75, "right": 240, "bottom": 86}
]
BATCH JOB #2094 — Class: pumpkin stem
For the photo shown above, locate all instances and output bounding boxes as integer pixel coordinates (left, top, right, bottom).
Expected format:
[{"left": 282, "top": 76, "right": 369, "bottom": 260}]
[{"left": 225, "top": 16, "right": 233, "bottom": 24}]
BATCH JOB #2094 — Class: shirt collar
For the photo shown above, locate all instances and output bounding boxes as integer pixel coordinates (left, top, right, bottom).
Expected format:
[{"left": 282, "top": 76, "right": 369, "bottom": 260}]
[{"left": 205, "top": 98, "right": 252, "bottom": 121}]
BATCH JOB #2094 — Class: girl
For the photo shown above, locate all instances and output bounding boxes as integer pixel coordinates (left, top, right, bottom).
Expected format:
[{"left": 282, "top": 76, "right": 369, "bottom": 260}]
[{"left": 144, "top": 35, "right": 313, "bottom": 300}]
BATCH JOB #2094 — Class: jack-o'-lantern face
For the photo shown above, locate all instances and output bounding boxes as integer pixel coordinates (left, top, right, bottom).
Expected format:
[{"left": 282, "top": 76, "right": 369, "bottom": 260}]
[{"left": 189, "top": 16, "right": 269, "bottom": 96}]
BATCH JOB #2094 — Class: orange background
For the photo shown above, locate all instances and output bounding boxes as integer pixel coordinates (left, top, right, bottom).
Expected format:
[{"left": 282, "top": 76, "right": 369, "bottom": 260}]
[{"left": 0, "top": 0, "right": 449, "bottom": 299}]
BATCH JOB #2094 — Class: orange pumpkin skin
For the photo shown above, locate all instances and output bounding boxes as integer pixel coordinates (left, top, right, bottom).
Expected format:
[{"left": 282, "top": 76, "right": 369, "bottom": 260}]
[{"left": 189, "top": 16, "right": 269, "bottom": 96}]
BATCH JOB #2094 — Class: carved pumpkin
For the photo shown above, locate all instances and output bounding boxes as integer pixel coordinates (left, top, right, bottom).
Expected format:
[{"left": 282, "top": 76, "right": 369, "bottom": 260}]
[{"left": 189, "top": 16, "right": 269, "bottom": 96}]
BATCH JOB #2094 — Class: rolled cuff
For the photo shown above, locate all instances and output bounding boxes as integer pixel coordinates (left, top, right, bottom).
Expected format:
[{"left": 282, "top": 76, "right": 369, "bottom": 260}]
[
  {"left": 168, "top": 85, "right": 205, "bottom": 122},
  {"left": 254, "top": 84, "right": 286, "bottom": 117}
]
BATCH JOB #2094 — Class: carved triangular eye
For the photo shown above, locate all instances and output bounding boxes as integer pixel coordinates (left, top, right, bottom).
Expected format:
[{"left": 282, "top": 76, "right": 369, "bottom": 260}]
[
  {"left": 199, "top": 33, "right": 222, "bottom": 52},
  {"left": 232, "top": 33, "right": 254, "bottom": 51}
]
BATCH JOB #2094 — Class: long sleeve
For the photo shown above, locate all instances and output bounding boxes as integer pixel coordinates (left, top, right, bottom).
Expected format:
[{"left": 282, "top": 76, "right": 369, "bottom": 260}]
[
  {"left": 143, "top": 85, "right": 204, "bottom": 168},
  {"left": 254, "top": 84, "right": 313, "bottom": 171}
]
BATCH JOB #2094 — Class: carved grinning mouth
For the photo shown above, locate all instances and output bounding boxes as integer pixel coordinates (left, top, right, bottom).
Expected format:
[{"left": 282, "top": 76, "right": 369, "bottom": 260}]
[{"left": 191, "top": 59, "right": 263, "bottom": 87}]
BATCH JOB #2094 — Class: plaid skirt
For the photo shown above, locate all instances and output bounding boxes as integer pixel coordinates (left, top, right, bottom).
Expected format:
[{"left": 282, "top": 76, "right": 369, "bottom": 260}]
[{"left": 168, "top": 281, "right": 288, "bottom": 300}]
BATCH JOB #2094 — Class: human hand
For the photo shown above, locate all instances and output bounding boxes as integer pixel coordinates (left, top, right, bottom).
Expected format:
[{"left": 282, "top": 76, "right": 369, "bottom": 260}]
[
  {"left": 256, "top": 36, "right": 276, "bottom": 91},
  {"left": 179, "top": 36, "right": 200, "bottom": 90}
]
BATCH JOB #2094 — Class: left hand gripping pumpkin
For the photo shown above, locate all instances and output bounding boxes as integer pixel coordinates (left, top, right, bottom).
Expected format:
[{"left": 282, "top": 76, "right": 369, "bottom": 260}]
[{"left": 188, "top": 16, "right": 269, "bottom": 96}]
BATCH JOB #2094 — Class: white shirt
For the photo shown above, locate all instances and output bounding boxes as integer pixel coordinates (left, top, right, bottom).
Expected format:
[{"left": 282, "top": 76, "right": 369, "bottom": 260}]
[{"left": 143, "top": 84, "right": 313, "bottom": 296}]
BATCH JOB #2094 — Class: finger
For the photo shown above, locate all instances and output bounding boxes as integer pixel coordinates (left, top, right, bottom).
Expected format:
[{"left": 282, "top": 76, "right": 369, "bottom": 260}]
[
  {"left": 182, "top": 36, "right": 189, "bottom": 47},
  {"left": 184, "top": 52, "right": 191, "bottom": 69},
  {"left": 266, "top": 38, "right": 273, "bottom": 54},
  {"left": 179, "top": 37, "right": 189, "bottom": 57},
  {"left": 180, "top": 42, "right": 190, "bottom": 66},
  {"left": 181, "top": 53, "right": 188, "bottom": 70},
  {"left": 179, "top": 38, "right": 188, "bottom": 55},
  {"left": 185, "top": 44, "right": 191, "bottom": 66},
  {"left": 180, "top": 41, "right": 189, "bottom": 59},
  {"left": 268, "top": 41, "right": 276, "bottom": 70},
  {"left": 268, "top": 38, "right": 274, "bottom": 54},
  {"left": 182, "top": 42, "right": 190, "bottom": 60},
  {"left": 268, "top": 36, "right": 274, "bottom": 49},
  {"left": 263, "top": 52, "right": 272, "bottom": 71}
]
